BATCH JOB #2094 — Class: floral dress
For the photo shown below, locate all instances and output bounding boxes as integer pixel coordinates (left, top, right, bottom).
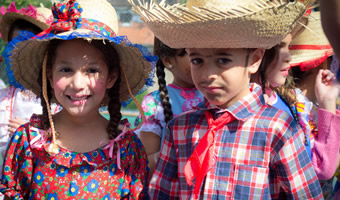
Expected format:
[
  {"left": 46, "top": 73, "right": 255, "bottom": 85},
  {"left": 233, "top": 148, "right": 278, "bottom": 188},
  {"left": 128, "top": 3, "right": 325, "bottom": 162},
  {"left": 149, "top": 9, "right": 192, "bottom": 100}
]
[
  {"left": 0, "top": 115, "right": 148, "bottom": 200},
  {"left": 134, "top": 84, "right": 204, "bottom": 145}
]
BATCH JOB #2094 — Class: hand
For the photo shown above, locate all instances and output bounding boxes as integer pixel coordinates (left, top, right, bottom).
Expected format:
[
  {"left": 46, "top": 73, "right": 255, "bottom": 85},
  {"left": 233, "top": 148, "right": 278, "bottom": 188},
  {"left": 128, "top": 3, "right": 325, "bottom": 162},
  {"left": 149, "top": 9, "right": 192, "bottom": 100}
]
[
  {"left": 315, "top": 69, "right": 339, "bottom": 113},
  {"left": 8, "top": 117, "right": 27, "bottom": 136}
]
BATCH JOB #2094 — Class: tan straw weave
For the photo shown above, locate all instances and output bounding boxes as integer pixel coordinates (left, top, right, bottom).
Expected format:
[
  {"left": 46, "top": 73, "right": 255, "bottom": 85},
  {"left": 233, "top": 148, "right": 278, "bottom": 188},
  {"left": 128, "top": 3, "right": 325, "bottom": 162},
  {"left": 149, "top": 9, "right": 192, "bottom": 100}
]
[
  {"left": 129, "top": 0, "right": 316, "bottom": 49},
  {"left": 290, "top": 11, "right": 333, "bottom": 70}
]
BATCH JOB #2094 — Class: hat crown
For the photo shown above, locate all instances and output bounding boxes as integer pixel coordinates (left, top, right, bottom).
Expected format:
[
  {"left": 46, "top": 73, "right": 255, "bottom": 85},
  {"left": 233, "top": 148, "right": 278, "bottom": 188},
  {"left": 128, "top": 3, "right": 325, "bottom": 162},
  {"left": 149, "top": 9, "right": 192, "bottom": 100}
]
[
  {"left": 57, "top": 0, "right": 119, "bottom": 35},
  {"left": 36, "top": 7, "right": 53, "bottom": 25},
  {"left": 186, "top": 0, "right": 253, "bottom": 9}
]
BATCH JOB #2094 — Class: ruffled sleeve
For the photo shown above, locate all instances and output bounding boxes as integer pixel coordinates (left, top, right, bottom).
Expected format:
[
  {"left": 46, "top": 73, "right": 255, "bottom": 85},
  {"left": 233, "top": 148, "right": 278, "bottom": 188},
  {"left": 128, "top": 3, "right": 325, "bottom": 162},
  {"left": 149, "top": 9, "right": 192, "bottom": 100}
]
[
  {"left": 134, "top": 91, "right": 165, "bottom": 137},
  {"left": 0, "top": 120, "right": 35, "bottom": 199},
  {"left": 311, "top": 109, "right": 340, "bottom": 180},
  {"left": 120, "top": 131, "right": 149, "bottom": 199}
]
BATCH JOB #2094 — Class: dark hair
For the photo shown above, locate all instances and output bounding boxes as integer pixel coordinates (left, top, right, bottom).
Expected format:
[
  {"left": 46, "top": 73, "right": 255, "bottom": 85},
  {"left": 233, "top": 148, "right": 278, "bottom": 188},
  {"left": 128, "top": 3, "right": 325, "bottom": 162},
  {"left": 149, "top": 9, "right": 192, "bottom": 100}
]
[
  {"left": 154, "top": 37, "right": 186, "bottom": 123},
  {"left": 8, "top": 19, "right": 42, "bottom": 42},
  {"left": 41, "top": 39, "right": 122, "bottom": 139}
]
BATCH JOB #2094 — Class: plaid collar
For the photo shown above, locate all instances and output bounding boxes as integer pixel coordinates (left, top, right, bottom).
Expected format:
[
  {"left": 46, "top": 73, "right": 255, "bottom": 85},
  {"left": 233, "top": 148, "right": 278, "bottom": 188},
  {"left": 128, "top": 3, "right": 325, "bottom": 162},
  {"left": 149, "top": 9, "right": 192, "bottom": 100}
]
[{"left": 195, "top": 83, "right": 265, "bottom": 122}]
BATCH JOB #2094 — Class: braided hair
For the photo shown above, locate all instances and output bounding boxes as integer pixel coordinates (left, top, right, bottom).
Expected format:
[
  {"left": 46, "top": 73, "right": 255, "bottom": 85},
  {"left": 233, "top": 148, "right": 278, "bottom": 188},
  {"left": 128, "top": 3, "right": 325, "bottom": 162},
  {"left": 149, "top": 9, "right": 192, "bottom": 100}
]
[
  {"left": 154, "top": 37, "right": 186, "bottom": 123},
  {"left": 43, "top": 39, "right": 121, "bottom": 139}
]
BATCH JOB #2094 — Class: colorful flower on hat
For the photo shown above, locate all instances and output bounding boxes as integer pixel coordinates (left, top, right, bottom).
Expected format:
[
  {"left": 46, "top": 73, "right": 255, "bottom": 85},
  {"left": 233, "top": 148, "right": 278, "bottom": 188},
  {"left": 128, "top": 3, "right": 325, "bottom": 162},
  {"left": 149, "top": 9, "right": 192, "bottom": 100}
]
[{"left": 50, "top": 0, "right": 83, "bottom": 34}]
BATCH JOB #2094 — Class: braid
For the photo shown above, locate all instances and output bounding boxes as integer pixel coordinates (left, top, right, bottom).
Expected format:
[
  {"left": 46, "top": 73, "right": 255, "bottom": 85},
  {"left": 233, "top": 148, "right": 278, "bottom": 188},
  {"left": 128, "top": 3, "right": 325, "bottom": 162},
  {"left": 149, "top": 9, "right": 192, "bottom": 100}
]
[
  {"left": 156, "top": 60, "right": 173, "bottom": 123},
  {"left": 107, "top": 77, "right": 122, "bottom": 140},
  {"left": 38, "top": 67, "right": 53, "bottom": 135}
]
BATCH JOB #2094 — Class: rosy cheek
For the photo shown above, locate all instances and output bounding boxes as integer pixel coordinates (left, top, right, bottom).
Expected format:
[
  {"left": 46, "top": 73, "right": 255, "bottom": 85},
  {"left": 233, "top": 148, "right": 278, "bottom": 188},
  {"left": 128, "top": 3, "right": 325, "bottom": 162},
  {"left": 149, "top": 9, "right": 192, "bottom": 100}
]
[
  {"left": 89, "top": 79, "right": 108, "bottom": 93},
  {"left": 53, "top": 78, "right": 67, "bottom": 92}
]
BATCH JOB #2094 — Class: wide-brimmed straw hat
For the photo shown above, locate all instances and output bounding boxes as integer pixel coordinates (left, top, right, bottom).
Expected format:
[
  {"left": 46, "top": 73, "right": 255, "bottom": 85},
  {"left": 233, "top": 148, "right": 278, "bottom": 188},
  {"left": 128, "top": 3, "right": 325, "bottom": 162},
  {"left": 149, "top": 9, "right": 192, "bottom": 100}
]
[
  {"left": 129, "top": 0, "right": 315, "bottom": 49},
  {"left": 0, "top": 3, "right": 53, "bottom": 43},
  {"left": 10, "top": 0, "right": 155, "bottom": 104},
  {"left": 290, "top": 11, "right": 333, "bottom": 71}
]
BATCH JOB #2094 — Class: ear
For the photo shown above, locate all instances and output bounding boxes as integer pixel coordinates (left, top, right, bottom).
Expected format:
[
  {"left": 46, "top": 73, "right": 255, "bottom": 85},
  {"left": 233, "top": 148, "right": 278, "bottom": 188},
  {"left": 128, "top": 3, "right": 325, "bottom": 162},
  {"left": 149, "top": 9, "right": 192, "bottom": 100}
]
[
  {"left": 248, "top": 48, "right": 265, "bottom": 74},
  {"left": 160, "top": 56, "right": 174, "bottom": 70},
  {"left": 106, "top": 71, "right": 119, "bottom": 89}
]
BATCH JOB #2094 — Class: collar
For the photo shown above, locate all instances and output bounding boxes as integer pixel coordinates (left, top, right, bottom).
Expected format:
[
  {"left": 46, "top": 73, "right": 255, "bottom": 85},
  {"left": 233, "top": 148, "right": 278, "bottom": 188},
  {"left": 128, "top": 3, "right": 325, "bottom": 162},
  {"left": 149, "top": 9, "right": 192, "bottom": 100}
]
[{"left": 194, "top": 83, "right": 265, "bottom": 121}]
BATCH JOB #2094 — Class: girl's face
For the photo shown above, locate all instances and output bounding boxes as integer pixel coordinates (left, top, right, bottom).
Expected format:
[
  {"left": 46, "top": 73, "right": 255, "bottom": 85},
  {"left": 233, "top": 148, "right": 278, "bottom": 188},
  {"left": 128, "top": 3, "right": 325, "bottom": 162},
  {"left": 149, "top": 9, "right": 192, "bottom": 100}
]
[
  {"left": 188, "top": 48, "right": 263, "bottom": 108},
  {"left": 166, "top": 50, "right": 195, "bottom": 88},
  {"left": 266, "top": 34, "right": 292, "bottom": 87},
  {"left": 50, "top": 39, "right": 117, "bottom": 117}
]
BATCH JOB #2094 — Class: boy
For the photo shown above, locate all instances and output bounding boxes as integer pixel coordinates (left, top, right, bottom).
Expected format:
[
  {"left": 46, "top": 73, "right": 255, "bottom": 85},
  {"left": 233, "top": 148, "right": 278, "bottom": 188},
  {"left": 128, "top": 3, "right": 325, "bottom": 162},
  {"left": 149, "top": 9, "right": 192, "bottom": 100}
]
[{"left": 130, "top": 0, "right": 323, "bottom": 199}]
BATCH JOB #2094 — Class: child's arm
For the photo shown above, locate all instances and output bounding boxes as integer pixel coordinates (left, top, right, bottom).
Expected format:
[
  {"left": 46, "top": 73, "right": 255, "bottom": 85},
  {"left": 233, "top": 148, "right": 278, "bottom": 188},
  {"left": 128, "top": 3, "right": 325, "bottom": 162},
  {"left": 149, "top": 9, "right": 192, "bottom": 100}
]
[
  {"left": 311, "top": 108, "right": 340, "bottom": 180},
  {"left": 272, "top": 118, "right": 323, "bottom": 199},
  {"left": 148, "top": 125, "right": 180, "bottom": 199},
  {"left": 312, "top": 69, "right": 340, "bottom": 179},
  {"left": 320, "top": 0, "right": 340, "bottom": 61},
  {"left": 0, "top": 125, "right": 34, "bottom": 199}
]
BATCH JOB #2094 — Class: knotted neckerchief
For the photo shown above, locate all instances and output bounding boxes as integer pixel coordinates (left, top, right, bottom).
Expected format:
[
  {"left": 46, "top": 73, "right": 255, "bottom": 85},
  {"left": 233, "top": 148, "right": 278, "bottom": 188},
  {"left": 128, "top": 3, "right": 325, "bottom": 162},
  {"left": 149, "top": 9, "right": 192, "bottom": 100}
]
[
  {"left": 36, "top": 0, "right": 116, "bottom": 37},
  {"left": 184, "top": 110, "right": 235, "bottom": 199}
]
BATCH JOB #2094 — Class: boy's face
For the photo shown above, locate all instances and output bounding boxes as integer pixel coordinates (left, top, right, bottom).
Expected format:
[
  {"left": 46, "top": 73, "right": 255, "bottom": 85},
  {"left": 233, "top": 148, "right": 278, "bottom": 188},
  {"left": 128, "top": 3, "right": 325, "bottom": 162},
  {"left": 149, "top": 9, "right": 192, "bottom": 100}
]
[{"left": 187, "top": 48, "right": 263, "bottom": 108}]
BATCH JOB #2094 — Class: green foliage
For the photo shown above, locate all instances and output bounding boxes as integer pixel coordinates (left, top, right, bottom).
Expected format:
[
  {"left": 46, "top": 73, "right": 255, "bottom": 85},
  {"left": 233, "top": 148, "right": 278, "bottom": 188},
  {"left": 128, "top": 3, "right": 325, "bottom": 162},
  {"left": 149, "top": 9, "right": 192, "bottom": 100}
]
[{"left": 0, "top": 0, "right": 52, "bottom": 9}]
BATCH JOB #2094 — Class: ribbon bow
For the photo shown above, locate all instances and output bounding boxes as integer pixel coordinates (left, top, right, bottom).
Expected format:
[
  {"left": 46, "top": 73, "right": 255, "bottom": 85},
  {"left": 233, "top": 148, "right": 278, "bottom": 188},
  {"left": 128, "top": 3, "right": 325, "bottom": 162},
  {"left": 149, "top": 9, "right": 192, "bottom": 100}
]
[
  {"left": 103, "top": 121, "right": 130, "bottom": 170},
  {"left": 30, "top": 127, "right": 49, "bottom": 149},
  {"left": 184, "top": 110, "right": 235, "bottom": 199},
  {"left": 51, "top": 0, "right": 83, "bottom": 33},
  {"left": 37, "top": 0, "right": 83, "bottom": 36}
]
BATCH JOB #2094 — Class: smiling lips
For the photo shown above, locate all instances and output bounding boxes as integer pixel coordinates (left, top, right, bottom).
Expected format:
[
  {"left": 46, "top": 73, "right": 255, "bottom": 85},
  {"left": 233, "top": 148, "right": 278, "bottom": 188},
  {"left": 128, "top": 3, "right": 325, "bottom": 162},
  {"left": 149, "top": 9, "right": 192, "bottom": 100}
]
[
  {"left": 280, "top": 66, "right": 290, "bottom": 76},
  {"left": 67, "top": 95, "right": 90, "bottom": 105}
]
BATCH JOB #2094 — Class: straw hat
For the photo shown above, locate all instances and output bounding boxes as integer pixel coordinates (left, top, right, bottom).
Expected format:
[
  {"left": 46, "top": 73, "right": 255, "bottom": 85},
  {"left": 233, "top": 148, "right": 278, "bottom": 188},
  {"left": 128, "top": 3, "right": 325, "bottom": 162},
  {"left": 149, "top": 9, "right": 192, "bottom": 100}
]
[
  {"left": 128, "top": 0, "right": 315, "bottom": 49},
  {"left": 290, "top": 11, "right": 333, "bottom": 71},
  {"left": 0, "top": 4, "right": 53, "bottom": 43},
  {"left": 10, "top": 0, "right": 154, "bottom": 103}
]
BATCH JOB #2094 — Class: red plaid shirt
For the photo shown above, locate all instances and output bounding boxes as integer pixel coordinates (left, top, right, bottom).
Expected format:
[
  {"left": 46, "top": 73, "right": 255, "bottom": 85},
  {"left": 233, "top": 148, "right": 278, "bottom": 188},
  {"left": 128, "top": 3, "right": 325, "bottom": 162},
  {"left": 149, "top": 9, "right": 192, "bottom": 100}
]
[{"left": 149, "top": 83, "right": 323, "bottom": 199}]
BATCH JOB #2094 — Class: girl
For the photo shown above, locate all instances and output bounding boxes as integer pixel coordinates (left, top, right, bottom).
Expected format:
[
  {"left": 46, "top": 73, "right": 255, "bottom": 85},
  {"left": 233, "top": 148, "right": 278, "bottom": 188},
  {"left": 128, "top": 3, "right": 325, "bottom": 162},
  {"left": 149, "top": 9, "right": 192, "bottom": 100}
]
[
  {"left": 134, "top": 37, "right": 204, "bottom": 179},
  {"left": 253, "top": 11, "right": 340, "bottom": 199},
  {"left": 0, "top": 3, "right": 57, "bottom": 176},
  {"left": 0, "top": 0, "right": 155, "bottom": 199}
]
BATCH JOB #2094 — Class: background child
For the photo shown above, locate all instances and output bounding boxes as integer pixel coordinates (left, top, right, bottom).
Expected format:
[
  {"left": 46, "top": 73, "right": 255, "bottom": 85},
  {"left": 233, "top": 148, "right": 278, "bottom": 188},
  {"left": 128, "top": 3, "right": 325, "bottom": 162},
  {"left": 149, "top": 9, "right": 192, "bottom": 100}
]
[
  {"left": 130, "top": 0, "right": 322, "bottom": 199},
  {"left": 289, "top": 11, "right": 340, "bottom": 198},
  {"left": 134, "top": 37, "right": 203, "bottom": 179},
  {"left": 0, "top": 0, "right": 154, "bottom": 199},
  {"left": 0, "top": 2, "right": 57, "bottom": 176}
]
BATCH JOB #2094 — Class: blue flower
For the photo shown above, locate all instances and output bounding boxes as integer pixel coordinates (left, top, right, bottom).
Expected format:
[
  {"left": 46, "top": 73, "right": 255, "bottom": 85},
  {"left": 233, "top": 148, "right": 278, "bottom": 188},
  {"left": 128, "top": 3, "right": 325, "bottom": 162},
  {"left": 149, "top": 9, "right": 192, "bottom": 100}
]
[
  {"left": 33, "top": 171, "right": 44, "bottom": 184},
  {"left": 109, "top": 163, "right": 118, "bottom": 176},
  {"left": 50, "top": 163, "right": 56, "bottom": 170},
  {"left": 56, "top": 166, "right": 68, "bottom": 177},
  {"left": 64, "top": 152, "right": 71, "bottom": 158},
  {"left": 80, "top": 165, "right": 91, "bottom": 177},
  {"left": 4, "top": 165, "right": 10, "bottom": 172},
  {"left": 102, "top": 194, "right": 110, "bottom": 200},
  {"left": 47, "top": 193, "right": 59, "bottom": 200},
  {"left": 69, "top": 182, "right": 79, "bottom": 196},
  {"left": 92, "top": 151, "right": 98, "bottom": 158},
  {"left": 121, "top": 189, "right": 130, "bottom": 197},
  {"left": 87, "top": 179, "right": 99, "bottom": 193}
]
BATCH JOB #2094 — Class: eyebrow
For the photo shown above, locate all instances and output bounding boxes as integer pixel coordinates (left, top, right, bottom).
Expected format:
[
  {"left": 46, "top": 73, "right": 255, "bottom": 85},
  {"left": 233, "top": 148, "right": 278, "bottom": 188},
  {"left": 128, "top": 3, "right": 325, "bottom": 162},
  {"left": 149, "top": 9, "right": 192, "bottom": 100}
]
[{"left": 189, "top": 52, "right": 232, "bottom": 57}]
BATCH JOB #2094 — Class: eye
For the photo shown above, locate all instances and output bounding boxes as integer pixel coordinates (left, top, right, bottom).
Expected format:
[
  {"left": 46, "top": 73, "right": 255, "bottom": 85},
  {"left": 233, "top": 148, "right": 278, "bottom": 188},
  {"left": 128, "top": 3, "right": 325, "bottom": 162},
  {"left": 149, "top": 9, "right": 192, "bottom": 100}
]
[
  {"left": 190, "top": 58, "right": 203, "bottom": 65},
  {"left": 60, "top": 67, "right": 72, "bottom": 73},
  {"left": 217, "top": 58, "right": 231, "bottom": 64},
  {"left": 87, "top": 68, "right": 99, "bottom": 74}
]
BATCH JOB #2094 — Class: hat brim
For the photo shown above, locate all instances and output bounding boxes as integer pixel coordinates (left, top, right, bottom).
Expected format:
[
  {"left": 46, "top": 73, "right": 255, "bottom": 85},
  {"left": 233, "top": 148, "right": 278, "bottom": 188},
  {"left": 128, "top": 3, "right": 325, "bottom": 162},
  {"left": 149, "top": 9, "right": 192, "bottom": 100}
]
[
  {"left": 130, "top": 1, "right": 310, "bottom": 49},
  {"left": 11, "top": 29, "right": 155, "bottom": 103},
  {"left": 0, "top": 12, "right": 49, "bottom": 43}
]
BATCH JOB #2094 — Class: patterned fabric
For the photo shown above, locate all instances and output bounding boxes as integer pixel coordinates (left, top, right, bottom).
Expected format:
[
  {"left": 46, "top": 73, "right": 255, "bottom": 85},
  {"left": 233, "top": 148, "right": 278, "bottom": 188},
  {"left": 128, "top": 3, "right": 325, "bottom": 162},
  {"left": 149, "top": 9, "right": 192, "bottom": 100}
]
[
  {"left": 37, "top": 0, "right": 116, "bottom": 38},
  {"left": 0, "top": 115, "right": 148, "bottom": 199},
  {"left": 149, "top": 83, "right": 322, "bottom": 200},
  {"left": 134, "top": 84, "right": 204, "bottom": 138},
  {"left": 0, "top": 86, "right": 61, "bottom": 176}
]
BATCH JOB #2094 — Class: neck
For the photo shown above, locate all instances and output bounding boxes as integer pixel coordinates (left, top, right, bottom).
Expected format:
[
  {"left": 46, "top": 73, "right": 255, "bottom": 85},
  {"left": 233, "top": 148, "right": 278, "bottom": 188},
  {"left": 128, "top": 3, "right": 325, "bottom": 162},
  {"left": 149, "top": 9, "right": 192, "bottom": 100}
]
[{"left": 172, "top": 78, "right": 195, "bottom": 89}]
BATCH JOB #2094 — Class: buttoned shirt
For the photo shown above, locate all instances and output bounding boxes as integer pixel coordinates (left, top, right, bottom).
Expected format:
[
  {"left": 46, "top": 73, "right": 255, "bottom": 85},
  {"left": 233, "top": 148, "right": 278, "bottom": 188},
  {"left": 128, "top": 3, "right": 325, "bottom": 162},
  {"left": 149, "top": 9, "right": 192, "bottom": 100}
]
[{"left": 149, "top": 83, "right": 323, "bottom": 199}]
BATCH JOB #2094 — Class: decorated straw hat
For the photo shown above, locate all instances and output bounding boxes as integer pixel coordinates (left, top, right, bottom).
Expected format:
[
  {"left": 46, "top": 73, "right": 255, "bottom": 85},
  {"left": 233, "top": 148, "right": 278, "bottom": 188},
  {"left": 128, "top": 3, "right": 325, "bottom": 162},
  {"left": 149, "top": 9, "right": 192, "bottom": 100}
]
[
  {"left": 0, "top": 2, "right": 53, "bottom": 43},
  {"left": 10, "top": 0, "right": 155, "bottom": 104},
  {"left": 289, "top": 11, "right": 333, "bottom": 71},
  {"left": 128, "top": 0, "right": 315, "bottom": 49}
]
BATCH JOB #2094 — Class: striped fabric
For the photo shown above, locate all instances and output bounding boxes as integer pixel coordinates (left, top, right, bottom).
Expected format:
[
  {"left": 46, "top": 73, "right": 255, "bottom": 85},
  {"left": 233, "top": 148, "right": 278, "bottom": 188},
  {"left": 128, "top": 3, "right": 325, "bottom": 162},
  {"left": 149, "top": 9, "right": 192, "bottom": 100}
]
[{"left": 149, "top": 83, "right": 323, "bottom": 200}]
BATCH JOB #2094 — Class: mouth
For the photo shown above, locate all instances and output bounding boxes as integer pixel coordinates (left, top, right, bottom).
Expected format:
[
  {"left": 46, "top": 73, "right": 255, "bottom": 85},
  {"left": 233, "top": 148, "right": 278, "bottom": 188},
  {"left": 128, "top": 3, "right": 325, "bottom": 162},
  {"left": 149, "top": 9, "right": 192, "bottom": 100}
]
[
  {"left": 202, "top": 85, "right": 222, "bottom": 93},
  {"left": 67, "top": 95, "right": 90, "bottom": 104}
]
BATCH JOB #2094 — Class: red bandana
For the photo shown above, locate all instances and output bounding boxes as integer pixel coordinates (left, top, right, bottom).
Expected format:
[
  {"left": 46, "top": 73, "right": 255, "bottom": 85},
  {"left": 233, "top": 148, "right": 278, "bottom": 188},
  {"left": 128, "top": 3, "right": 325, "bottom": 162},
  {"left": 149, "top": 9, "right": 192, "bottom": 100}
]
[{"left": 184, "top": 110, "right": 235, "bottom": 199}]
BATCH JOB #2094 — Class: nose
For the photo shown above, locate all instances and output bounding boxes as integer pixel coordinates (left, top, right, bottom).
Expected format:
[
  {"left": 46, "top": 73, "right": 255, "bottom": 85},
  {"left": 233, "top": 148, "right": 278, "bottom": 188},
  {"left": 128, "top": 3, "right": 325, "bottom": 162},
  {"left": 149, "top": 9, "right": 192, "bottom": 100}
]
[
  {"left": 200, "top": 64, "right": 217, "bottom": 82},
  {"left": 71, "top": 71, "right": 86, "bottom": 90},
  {"left": 284, "top": 49, "right": 292, "bottom": 63}
]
